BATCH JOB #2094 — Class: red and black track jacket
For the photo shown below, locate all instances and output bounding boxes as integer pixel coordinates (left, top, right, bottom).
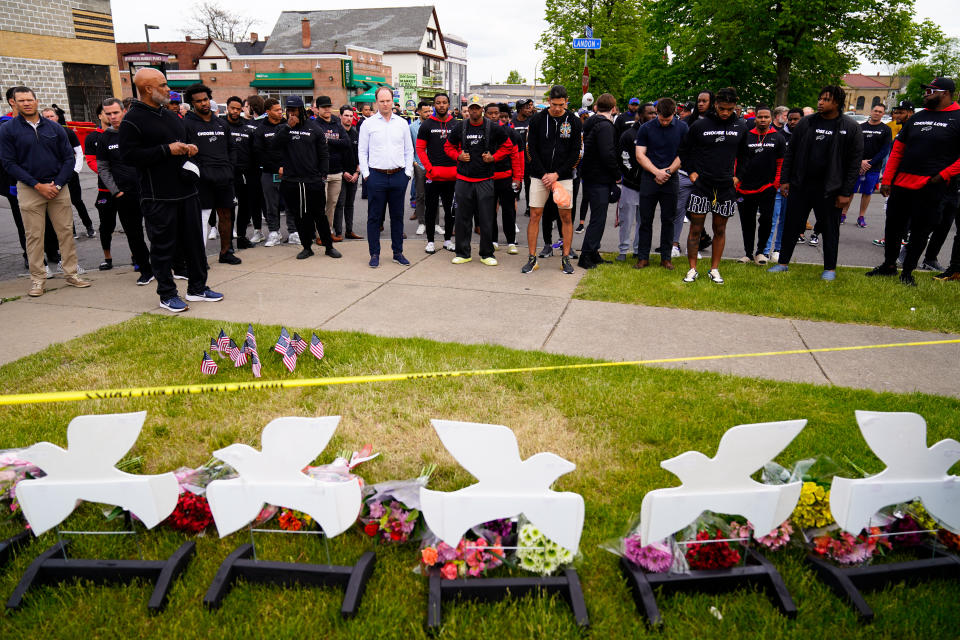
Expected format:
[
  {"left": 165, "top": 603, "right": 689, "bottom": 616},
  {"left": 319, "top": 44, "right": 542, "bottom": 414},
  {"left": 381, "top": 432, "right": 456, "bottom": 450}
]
[
  {"left": 882, "top": 102, "right": 960, "bottom": 189},
  {"left": 443, "top": 118, "right": 510, "bottom": 182},
  {"left": 416, "top": 114, "right": 457, "bottom": 181},
  {"left": 83, "top": 128, "right": 109, "bottom": 194},
  {"left": 493, "top": 121, "right": 524, "bottom": 181},
  {"left": 735, "top": 127, "right": 785, "bottom": 194}
]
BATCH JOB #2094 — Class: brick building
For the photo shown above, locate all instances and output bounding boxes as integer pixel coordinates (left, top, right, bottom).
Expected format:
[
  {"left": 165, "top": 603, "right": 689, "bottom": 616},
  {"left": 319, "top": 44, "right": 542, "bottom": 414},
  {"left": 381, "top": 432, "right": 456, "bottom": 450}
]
[{"left": 0, "top": 0, "right": 120, "bottom": 121}]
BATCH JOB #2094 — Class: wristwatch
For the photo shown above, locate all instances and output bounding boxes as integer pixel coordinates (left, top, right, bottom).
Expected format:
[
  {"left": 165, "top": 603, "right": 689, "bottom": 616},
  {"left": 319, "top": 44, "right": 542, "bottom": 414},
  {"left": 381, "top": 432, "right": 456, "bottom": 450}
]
[
  {"left": 54, "top": 184, "right": 62, "bottom": 191},
  {"left": 664, "top": 169, "right": 672, "bottom": 176}
]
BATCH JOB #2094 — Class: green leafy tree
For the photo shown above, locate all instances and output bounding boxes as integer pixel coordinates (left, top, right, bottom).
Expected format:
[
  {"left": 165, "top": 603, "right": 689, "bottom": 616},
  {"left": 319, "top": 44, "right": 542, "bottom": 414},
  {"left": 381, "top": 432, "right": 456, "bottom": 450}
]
[
  {"left": 899, "top": 37, "right": 960, "bottom": 105},
  {"left": 505, "top": 70, "right": 527, "bottom": 84}
]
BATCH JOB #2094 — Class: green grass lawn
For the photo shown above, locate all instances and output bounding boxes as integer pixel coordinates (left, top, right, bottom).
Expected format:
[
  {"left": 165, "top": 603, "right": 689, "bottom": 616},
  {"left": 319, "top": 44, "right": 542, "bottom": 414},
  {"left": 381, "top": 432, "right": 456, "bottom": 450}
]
[
  {"left": 1, "top": 315, "right": 958, "bottom": 638},
  {"left": 573, "top": 257, "right": 960, "bottom": 334}
]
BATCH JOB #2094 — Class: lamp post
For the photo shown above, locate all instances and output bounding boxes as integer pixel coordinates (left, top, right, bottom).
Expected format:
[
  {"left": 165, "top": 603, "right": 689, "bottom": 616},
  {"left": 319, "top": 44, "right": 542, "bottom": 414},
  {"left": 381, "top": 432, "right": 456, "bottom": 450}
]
[{"left": 144, "top": 24, "right": 159, "bottom": 52}]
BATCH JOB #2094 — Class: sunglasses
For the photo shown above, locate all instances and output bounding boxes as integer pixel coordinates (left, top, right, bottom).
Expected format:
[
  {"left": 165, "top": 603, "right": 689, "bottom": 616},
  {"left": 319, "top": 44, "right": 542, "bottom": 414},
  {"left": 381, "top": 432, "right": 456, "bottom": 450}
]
[{"left": 924, "top": 87, "right": 946, "bottom": 96}]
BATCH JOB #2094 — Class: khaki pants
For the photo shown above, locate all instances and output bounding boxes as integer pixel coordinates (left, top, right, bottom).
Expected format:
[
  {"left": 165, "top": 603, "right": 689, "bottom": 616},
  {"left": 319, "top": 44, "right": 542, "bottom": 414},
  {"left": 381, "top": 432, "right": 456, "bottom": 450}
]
[
  {"left": 18, "top": 182, "right": 77, "bottom": 283},
  {"left": 324, "top": 173, "right": 343, "bottom": 230}
]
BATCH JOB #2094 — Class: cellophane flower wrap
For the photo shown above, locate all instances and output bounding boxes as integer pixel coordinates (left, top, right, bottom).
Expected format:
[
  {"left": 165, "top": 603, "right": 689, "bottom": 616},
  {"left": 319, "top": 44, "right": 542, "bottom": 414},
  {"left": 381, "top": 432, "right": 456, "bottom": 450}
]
[
  {"left": 418, "top": 519, "right": 509, "bottom": 579},
  {"left": 359, "top": 464, "right": 434, "bottom": 544},
  {"left": 514, "top": 521, "right": 578, "bottom": 575},
  {"left": 165, "top": 459, "right": 240, "bottom": 534},
  {"left": 679, "top": 515, "right": 743, "bottom": 570},
  {"left": 0, "top": 449, "right": 43, "bottom": 523}
]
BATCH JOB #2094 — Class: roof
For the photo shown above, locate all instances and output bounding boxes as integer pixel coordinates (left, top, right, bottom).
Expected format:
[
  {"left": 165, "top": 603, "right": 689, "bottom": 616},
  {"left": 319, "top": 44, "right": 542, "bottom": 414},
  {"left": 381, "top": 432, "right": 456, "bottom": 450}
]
[
  {"left": 263, "top": 6, "right": 443, "bottom": 56},
  {"left": 208, "top": 40, "right": 267, "bottom": 58},
  {"left": 842, "top": 74, "right": 889, "bottom": 89}
]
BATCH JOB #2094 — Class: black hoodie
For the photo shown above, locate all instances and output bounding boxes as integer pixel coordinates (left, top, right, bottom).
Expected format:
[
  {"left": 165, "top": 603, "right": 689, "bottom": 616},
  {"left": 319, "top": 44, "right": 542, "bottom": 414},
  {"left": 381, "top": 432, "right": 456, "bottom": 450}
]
[
  {"left": 314, "top": 116, "right": 351, "bottom": 174},
  {"left": 416, "top": 113, "right": 457, "bottom": 181},
  {"left": 252, "top": 118, "right": 284, "bottom": 174},
  {"left": 118, "top": 99, "right": 197, "bottom": 202},
  {"left": 618, "top": 126, "right": 643, "bottom": 191},
  {"left": 679, "top": 111, "right": 748, "bottom": 189},
  {"left": 183, "top": 110, "right": 235, "bottom": 185},
  {"left": 782, "top": 113, "right": 862, "bottom": 196},
  {"left": 526, "top": 108, "right": 582, "bottom": 180},
  {"left": 579, "top": 113, "right": 620, "bottom": 185},
  {"left": 273, "top": 118, "right": 329, "bottom": 185},
  {"left": 735, "top": 127, "right": 785, "bottom": 193},
  {"left": 220, "top": 115, "right": 258, "bottom": 169},
  {"left": 96, "top": 126, "right": 140, "bottom": 194}
]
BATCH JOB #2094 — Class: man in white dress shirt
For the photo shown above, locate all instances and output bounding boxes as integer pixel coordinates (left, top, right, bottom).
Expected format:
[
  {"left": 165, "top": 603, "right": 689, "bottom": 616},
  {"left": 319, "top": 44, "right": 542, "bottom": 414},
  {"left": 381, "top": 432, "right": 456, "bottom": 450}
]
[{"left": 358, "top": 86, "right": 414, "bottom": 268}]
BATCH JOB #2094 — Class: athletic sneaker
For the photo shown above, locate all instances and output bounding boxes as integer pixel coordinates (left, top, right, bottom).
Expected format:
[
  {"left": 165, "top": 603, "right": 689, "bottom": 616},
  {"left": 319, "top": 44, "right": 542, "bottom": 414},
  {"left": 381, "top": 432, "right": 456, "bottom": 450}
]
[
  {"left": 864, "top": 264, "right": 897, "bottom": 277},
  {"left": 575, "top": 222, "right": 585, "bottom": 233},
  {"left": 264, "top": 231, "right": 282, "bottom": 247},
  {"left": 236, "top": 237, "right": 254, "bottom": 249},
  {"left": 521, "top": 255, "right": 538, "bottom": 274},
  {"left": 708, "top": 268, "right": 724, "bottom": 284},
  {"left": 796, "top": 234, "right": 806, "bottom": 245},
  {"left": 933, "top": 268, "right": 960, "bottom": 281},
  {"left": 839, "top": 214, "right": 846, "bottom": 225},
  {"left": 737, "top": 255, "right": 752, "bottom": 264},
  {"left": 900, "top": 273, "right": 917, "bottom": 287},
  {"left": 767, "top": 264, "right": 789, "bottom": 273},
  {"left": 771, "top": 251, "right": 780, "bottom": 262},
  {"left": 287, "top": 232, "right": 301, "bottom": 245},
  {"left": 872, "top": 238, "right": 885, "bottom": 247},
  {"left": 325, "top": 246, "right": 342, "bottom": 258},
  {"left": 755, "top": 254, "right": 768, "bottom": 265},
  {"left": 208, "top": 227, "right": 218, "bottom": 240},
  {"left": 808, "top": 234, "right": 820, "bottom": 246},
  {"left": 452, "top": 256, "right": 472, "bottom": 264},
  {"left": 136, "top": 273, "right": 154, "bottom": 286},
  {"left": 369, "top": 255, "right": 379, "bottom": 268},
  {"left": 682, "top": 268, "right": 698, "bottom": 282},
  {"left": 671, "top": 245, "right": 681, "bottom": 258},
  {"left": 219, "top": 252, "right": 242, "bottom": 264},
  {"left": 296, "top": 247, "right": 314, "bottom": 259},
  {"left": 492, "top": 242, "right": 499, "bottom": 251},
  {"left": 250, "top": 230, "right": 265, "bottom": 244},
  {"left": 173, "top": 271, "right": 188, "bottom": 280},
  {"left": 425, "top": 242, "right": 436, "bottom": 254},
  {"left": 857, "top": 216, "right": 867, "bottom": 228},
  {"left": 561, "top": 255, "right": 574, "bottom": 274},
  {"left": 921, "top": 260, "right": 943, "bottom": 272},
  {"left": 185, "top": 287, "right": 224, "bottom": 302},
  {"left": 160, "top": 296, "right": 188, "bottom": 312},
  {"left": 507, "top": 244, "right": 518, "bottom": 254},
  {"left": 443, "top": 239, "right": 455, "bottom": 252},
  {"left": 480, "top": 256, "right": 498, "bottom": 266},
  {"left": 822, "top": 270, "right": 836, "bottom": 281},
  {"left": 393, "top": 253, "right": 411, "bottom": 266},
  {"left": 437, "top": 226, "right": 445, "bottom": 235},
  {"left": 56, "top": 261, "right": 86, "bottom": 275},
  {"left": 416, "top": 224, "right": 426, "bottom": 235},
  {"left": 99, "top": 259, "right": 112, "bottom": 271},
  {"left": 538, "top": 246, "right": 553, "bottom": 258}
]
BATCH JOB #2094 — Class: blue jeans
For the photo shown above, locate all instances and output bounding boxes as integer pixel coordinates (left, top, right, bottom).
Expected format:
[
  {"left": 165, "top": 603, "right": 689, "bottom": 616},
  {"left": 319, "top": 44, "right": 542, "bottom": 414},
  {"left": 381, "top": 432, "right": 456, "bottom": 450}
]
[
  {"left": 765, "top": 191, "right": 787, "bottom": 254},
  {"left": 366, "top": 170, "right": 410, "bottom": 257}
]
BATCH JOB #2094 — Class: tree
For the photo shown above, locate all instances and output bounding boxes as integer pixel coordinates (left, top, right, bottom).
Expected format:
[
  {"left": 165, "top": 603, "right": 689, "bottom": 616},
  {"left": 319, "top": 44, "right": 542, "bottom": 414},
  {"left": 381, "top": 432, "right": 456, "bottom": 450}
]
[
  {"left": 505, "top": 70, "right": 527, "bottom": 84},
  {"left": 899, "top": 37, "right": 960, "bottom": 105},
  {"left": 182, "top": 1, "right": 257, "bottom": 42}
]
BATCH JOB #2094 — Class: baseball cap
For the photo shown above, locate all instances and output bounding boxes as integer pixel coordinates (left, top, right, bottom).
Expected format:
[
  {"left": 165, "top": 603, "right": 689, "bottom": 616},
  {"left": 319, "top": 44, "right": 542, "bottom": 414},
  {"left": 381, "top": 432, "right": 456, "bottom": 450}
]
[
  {"left": 285, "top": 96, "right": 304, "bottom": 108},
  {"left": 467, "top": 102, "right": 482, "bottom": 110},
  {"left": 577, "top": 107, "right": 589, "bottom": 116},
  {"left": 628, "top": 97, "right": 641, "bottom": 105},
  {"left": 895, "top": 99, "right": 914, "bottom": 111},
  {"left": 516, "top": 98, "right": 532, "bottom": 108},
  {"left": 921, "top": 77, "right": 956, "bottom": 93},
  {"left": 315, "top": 95, "right": 333, "bottom": 108},
  {"left": 683, "top": 101, "right": 695, "bottom": 111},
  {"left": 169, "top": 91, "right": 182, "bottom": 103}
]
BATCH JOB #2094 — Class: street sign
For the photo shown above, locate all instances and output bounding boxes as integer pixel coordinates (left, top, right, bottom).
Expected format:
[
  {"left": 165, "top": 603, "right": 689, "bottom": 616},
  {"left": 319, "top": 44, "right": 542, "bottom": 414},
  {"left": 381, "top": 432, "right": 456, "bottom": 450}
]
[
  {"left": 572, "top": 38, "right": 601, "bottom": 49},
  {"left": 585, "top": 26, "right": 593, "bottom": 38}
]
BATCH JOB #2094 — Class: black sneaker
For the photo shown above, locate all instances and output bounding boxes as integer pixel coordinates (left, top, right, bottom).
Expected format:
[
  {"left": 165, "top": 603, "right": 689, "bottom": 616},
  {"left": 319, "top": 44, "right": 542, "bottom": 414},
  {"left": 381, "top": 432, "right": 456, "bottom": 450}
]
[
  {"left": 296, "top": 247, "right": 314, "bottom": 260},
  {"left": 219, "top": 252, "right": 242, "bottom": 265},
  {"left": 933, "top": 268, "right": 960, "bottom": 281},
  {"left": 173, "top": 271, "right": 188, "bottom": 280},
  {"left": 872, "top": 238, "right": 885, "bottom": 247},
  {"left": 136, "top": 273, "right": 154, "bottom": 286},
  {"left": 562, "top": 255, "right": 575, "bottom": 274},
  {"left": 796, "top": 234, "right": 806, "bottom": 244},
  {"left": 85, "top": 226, "right": 97, "bottom": 238},
  {"left": 325, "top": 246, "right": 342, "bottom": 258},
  {"left": 538, "top": 246, "right": 553, "bottom": 258},
  {"left": 808, "top": 233, "right": 820, "bottom": 246},
  {"left": 864, "top": 264, "right": 897, "bottom": 277},
  {"left": 521, "top": 255, "right": 539, "bottom": 274},
  {"left": 236, "top": 237, "right": 254, "bottom": 249},
  {"left": 98, "top": 259, "right": 112, "bottom": 271},
  {"left": 899, "top": 272, "right": 917, "bottom": 287},
  {"left": 575, "top": 222, "right": 585, "bottom": 233},
  {"left": 920, "top": 260, "right": 943, "bottom": 272}
]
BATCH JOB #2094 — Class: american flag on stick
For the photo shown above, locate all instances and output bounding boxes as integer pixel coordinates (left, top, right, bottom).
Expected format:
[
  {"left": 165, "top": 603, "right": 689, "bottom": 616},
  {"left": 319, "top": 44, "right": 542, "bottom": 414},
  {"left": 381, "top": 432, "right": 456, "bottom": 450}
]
[
  {"left": 282, "top": 343, "right": 298, "bottom": 372},
  {"left": 309, "top": 333, "right": 324, "bottom": 360},
  {"left": 292, "top": 332, "right": 307, "bottom": 355},
  {"left": 274, "top": 327, "right": 291, "bottom": 355},
  {"left": 243, "top": 337, "right": 257, "bottom": 358},
  {"left": 233, "top": 347, "right": 248, "bottom": 367},
  {"left": 201, "top": 351, "right": 218, "bottom": 375},
  {"left": 209, "top": 337, "right": 219, "bottom": 355},
  {"left": 251, "top": 351, "right": 261, "bottom": 378},
  {"left": 216, "top": 329, "right": 230, "bottom": 353},
  {"left": 246, "top": 324, "right": 257, "bottom": 350},
  {"left": 227, "top": 338, "right": 241, "bottom": 362}
]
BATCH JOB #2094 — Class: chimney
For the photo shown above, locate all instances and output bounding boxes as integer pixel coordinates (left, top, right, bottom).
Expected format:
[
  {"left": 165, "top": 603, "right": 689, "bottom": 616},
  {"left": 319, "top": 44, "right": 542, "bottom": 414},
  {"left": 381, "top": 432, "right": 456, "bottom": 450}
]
[
  {"left": 250, "top": 32, "right": 258, "bottom": 43},
  {"left": 301, "top": 18, "right": 311, "bottom": 49},
  {"left": 185, "top": 35, "right": 191, "bottom": 41}
]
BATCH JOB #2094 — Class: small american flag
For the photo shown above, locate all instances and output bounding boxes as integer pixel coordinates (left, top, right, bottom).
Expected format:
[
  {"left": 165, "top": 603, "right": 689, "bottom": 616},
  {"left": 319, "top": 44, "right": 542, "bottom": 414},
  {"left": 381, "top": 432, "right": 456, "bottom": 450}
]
[
  {"left": 227, "top": 338, "right": 241, "bottom": 362},
  {"left": 251, "top": 351, "right": 261, "bottom": 377},
  {"left": 309, "top": 333, "right": 324, "bottom": 360},
  {"left": 243, "top": 337, "right": 257, "bottom": 358},
  {"left": 292, "top": 332, "right": 307, "bottom": 355},
  {"left": 233, "top": 348, "right": 248, "bottom": 367},
  {"left": 209, "top": 337, "right": 219, "bottom": 354},
  {"left": 201, "top": 351, "right": 218, "bottom": 375},
  {"left": 274, "top": 327, "right": 290, "bottom": 355},
  {"left": 216, "top": 329, "right": 230, "bottom": 353},
  {"left": 282, "top": 343, "right": 298, "bottom": 372},
  {"left": 246, "top": 323, "right": 256, "bottom": 344}
]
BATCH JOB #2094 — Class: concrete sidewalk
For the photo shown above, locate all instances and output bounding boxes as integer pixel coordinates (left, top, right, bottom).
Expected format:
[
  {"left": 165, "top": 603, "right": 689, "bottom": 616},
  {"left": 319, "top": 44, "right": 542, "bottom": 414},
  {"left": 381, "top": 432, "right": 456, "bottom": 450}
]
[{"left": 2, "top": 240, "right": 958, "bottom": 399}]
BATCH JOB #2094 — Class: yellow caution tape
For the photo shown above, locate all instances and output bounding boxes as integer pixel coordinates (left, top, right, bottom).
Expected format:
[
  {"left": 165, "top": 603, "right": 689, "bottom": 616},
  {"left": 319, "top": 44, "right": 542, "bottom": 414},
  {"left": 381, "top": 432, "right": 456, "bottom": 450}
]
[{"left": 1, "top": 338, "right": 958, "bottom": 406}]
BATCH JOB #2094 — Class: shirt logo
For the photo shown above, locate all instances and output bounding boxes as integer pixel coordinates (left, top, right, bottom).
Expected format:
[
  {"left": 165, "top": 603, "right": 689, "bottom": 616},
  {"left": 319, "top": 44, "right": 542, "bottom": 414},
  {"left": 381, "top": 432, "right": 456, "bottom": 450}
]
[{"left": 560, "top": 121, "right": 571, "bottom": 138}]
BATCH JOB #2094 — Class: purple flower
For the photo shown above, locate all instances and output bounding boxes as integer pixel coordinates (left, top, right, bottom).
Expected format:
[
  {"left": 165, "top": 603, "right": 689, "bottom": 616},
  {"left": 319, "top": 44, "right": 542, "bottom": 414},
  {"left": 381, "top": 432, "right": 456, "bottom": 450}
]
[
  {"left": 367, "top": 501, "right": 385, "bottom": 519},
  {"left": 624, "top": 535, "right": 673, "bottom": 573}
]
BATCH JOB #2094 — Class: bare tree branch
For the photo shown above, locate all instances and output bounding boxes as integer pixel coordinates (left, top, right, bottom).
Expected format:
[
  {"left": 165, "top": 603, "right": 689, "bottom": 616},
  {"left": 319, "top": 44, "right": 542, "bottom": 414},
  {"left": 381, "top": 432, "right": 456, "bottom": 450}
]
[{"left": 181, "top": 1, "right": 257, "bottom": 42}]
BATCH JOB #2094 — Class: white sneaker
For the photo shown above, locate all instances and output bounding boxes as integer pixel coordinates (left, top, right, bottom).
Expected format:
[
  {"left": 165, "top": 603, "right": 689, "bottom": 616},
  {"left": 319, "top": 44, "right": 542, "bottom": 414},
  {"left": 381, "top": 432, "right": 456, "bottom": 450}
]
[
  {"left": 232, "top": 228, "right": 237, "bottom": 238},
  {"left": 708, "top": 268, "right": 724, "bottom": 284},
  {"left": 56, "top": 261, "right": 86, "bottom": 275},
  {"left": 443, "top": 239, "right": 455, "bottom": 252},
  {"left": 437, "top": 225, "right": 445, "bottom": 235},
  {"left": 508, "top": 244, "right": 518, "bottom": 254},
  {"left": 208, "top": 227, "right": 218, "bottom": 240},
  {"left": 771, "top": 251, "right": 780, "bottom": 262},
  {"left": 287, "top": 231, "right": 300, "bottom": 245},
  {"left": 671, "top": 245, "right": 681, "bottom": 258},
  {"left": 416, "top": 224, "right": 426, "bottom": 235},
  {"left": 264, "top": 231, "right": 281, "bottom": 247},
  {"left": 425, "top": 241, "right": 436, "bottom": 254},
  {"left": 250, "top": 230, "right": 265, "bottom": 244},
  {"left": 45, "top": 264, "right": 55, "bottom": 279},
  {"left": 682, "top": 268, "right": 698, "bottom": 283},
  {"left": 684, "top": 216, "right": 690, "bottom": 224},
  {"left": 515, "top": 224, "right": 519, "bottom": 234},
  {"left": 492, "top": 242, "right": 499, "bottom": 251},
  {"left": 697, "top": 251, "right": 703, "bottom": 259}
]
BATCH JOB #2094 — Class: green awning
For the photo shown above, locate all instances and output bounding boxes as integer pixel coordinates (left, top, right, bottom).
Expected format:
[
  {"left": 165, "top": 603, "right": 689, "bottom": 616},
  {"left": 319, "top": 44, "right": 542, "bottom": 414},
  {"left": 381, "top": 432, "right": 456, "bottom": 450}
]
[
  {"left": 250, "top": 73, "right": 314, "bottom": 88},
  {"left": 167, "top": 79, "right": 198, "bottom": 88},
  {"left": 350, "top": 90, "right": 378, "bottom": 103}
]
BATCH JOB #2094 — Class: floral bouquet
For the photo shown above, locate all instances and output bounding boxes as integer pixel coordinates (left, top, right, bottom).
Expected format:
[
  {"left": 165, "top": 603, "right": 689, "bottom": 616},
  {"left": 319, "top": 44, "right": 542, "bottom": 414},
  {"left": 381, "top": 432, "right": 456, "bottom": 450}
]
[
  {"left": 419, "top": 522, "right": 507, "bottom": 579},
  {"left": 359, "top": 464, "right": 433, "bottom": 544},
  {"left": 811, "top": 527, "right": 891, "bottom": 565},
  {"left": 515, "top": 522, "right": 577, "bottom": 575},
  {"left": 728, "top": 518, "right": 794, "bottom": 552},
  {"left": 0, "top": 449, "right": 43, "bottom": 523},
  {"left": 165, "top": 458, "right": 241, "bottom": 535}
]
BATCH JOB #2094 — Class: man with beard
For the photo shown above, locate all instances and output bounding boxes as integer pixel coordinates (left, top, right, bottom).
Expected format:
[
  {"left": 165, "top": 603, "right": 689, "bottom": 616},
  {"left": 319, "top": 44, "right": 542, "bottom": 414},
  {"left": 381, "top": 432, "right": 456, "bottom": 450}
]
[
  {"left": 512, "top": 98, "right": 535, "bottom": 215},
  {"left": 615, "top": 103, "right": 644, "bottom": 260},
  {"left": 867, "top": 77, "right": 960, "bottom": 286},
  {"left": 119, "top": 69, "right": 222, "bottom": 311},
  {"left": 315, "top": 95, "right": 352, "bottom": 241},
  {"left": 734, "top": 104, "right": 785, "bottom": 265},
  {"left": 183, "top": 83, "right": 240, "bottom": 265},
  {"left": 842, "top": 103, "right": 891, "bottom": 228},
  {"left": 416, "top": 92, "right": 457, "bottom": 253},
  {"left": 769, "top": 85, "right": 862, "bottom": 281},
  {"left": 672, "top": 90, "right": 716, "bottom": 259},
  {"left": 253, "top": 98, "right": 299, "bottom": 246},
  {"left": 222, "top": 95, "right": 262, "bottom": 249},
  {"left": 678, "top": 87, "right": 749, "bottom": 283}
]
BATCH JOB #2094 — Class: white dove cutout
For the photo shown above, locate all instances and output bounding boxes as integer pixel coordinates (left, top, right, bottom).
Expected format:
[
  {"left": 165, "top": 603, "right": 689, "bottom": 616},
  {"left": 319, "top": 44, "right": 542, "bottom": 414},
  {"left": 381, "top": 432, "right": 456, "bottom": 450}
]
[
  {"left": 205, "top": 416, "right": 361, "bottom": 538},
  {"left": 15, "top": 411, "right": 178, "bottom": 536},
  {"left": 830, "top": 411, "right": 960, "bottom": 535},
  {"left": 419, "top": 420, "right": 584, "bottom": 553},
  {"left": 639, "top": 420, "right": 807, "bottom": 546}
]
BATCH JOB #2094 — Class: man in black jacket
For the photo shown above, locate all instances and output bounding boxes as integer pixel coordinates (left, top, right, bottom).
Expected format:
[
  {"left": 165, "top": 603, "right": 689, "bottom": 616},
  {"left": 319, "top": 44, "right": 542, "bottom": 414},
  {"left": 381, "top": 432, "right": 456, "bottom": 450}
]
[
  {"left": 119, "top": 69, "right": 222, "bottom": 311},
  {"left": 417, "top": 92, "right": 458, "bottom": 252},
  {"left": 183, "top": 83, "right": 240, "bottom": 265},
  {"left": 524, "top": 85, "right": 583, "bottom": 275},
  {"left": 578, "top": 93, "right": 621, "bottom": 269},
  {"left": 616, "top": 109, "right": 644, "bottom": 260},
  {"left": 222, "top": 95, "right": 261, "bottom": 249},
  {"left": 334, "top": 105, "right": 363, "bottom": 241},
  {"left": 315, "top": 95, "right": 352, "bottom": 241},
  {"left": 253, "top": 99, "right": 298, "bottom": 246},
  {"left": 272, "top": 96, "right": 341, "bottom": 261},
  {"left": 769, "top": 85, "right": 863, "bottom": 280}
]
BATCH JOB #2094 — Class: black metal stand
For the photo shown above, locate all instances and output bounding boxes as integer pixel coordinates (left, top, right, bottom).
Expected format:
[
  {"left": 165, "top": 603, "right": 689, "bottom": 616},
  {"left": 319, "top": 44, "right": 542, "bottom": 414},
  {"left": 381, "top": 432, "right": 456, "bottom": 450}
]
[
  {"left": 426, "top": 568, "right": 590, "bottom": 631},
  {"left": 620, "top": 547, "right": 797, "bottom": 626},
  {"left": 203, "top": 544, "right": 376, "bottom": 618},
  {"left": 6, "top": 538, "right": 195, "bottom": 611},
  {"left": 806, "top": 544, "right": 960, "bottom": 622},
  {"left": 0, "top": 530, "right": 31, "bottom": 568}
]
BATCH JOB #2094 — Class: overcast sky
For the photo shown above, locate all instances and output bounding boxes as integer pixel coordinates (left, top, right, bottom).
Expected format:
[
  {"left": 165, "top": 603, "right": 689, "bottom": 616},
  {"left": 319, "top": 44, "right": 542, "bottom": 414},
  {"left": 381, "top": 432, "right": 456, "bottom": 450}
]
[{"left": 112, "top": 0, "right": 958, "bottom": 87}]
